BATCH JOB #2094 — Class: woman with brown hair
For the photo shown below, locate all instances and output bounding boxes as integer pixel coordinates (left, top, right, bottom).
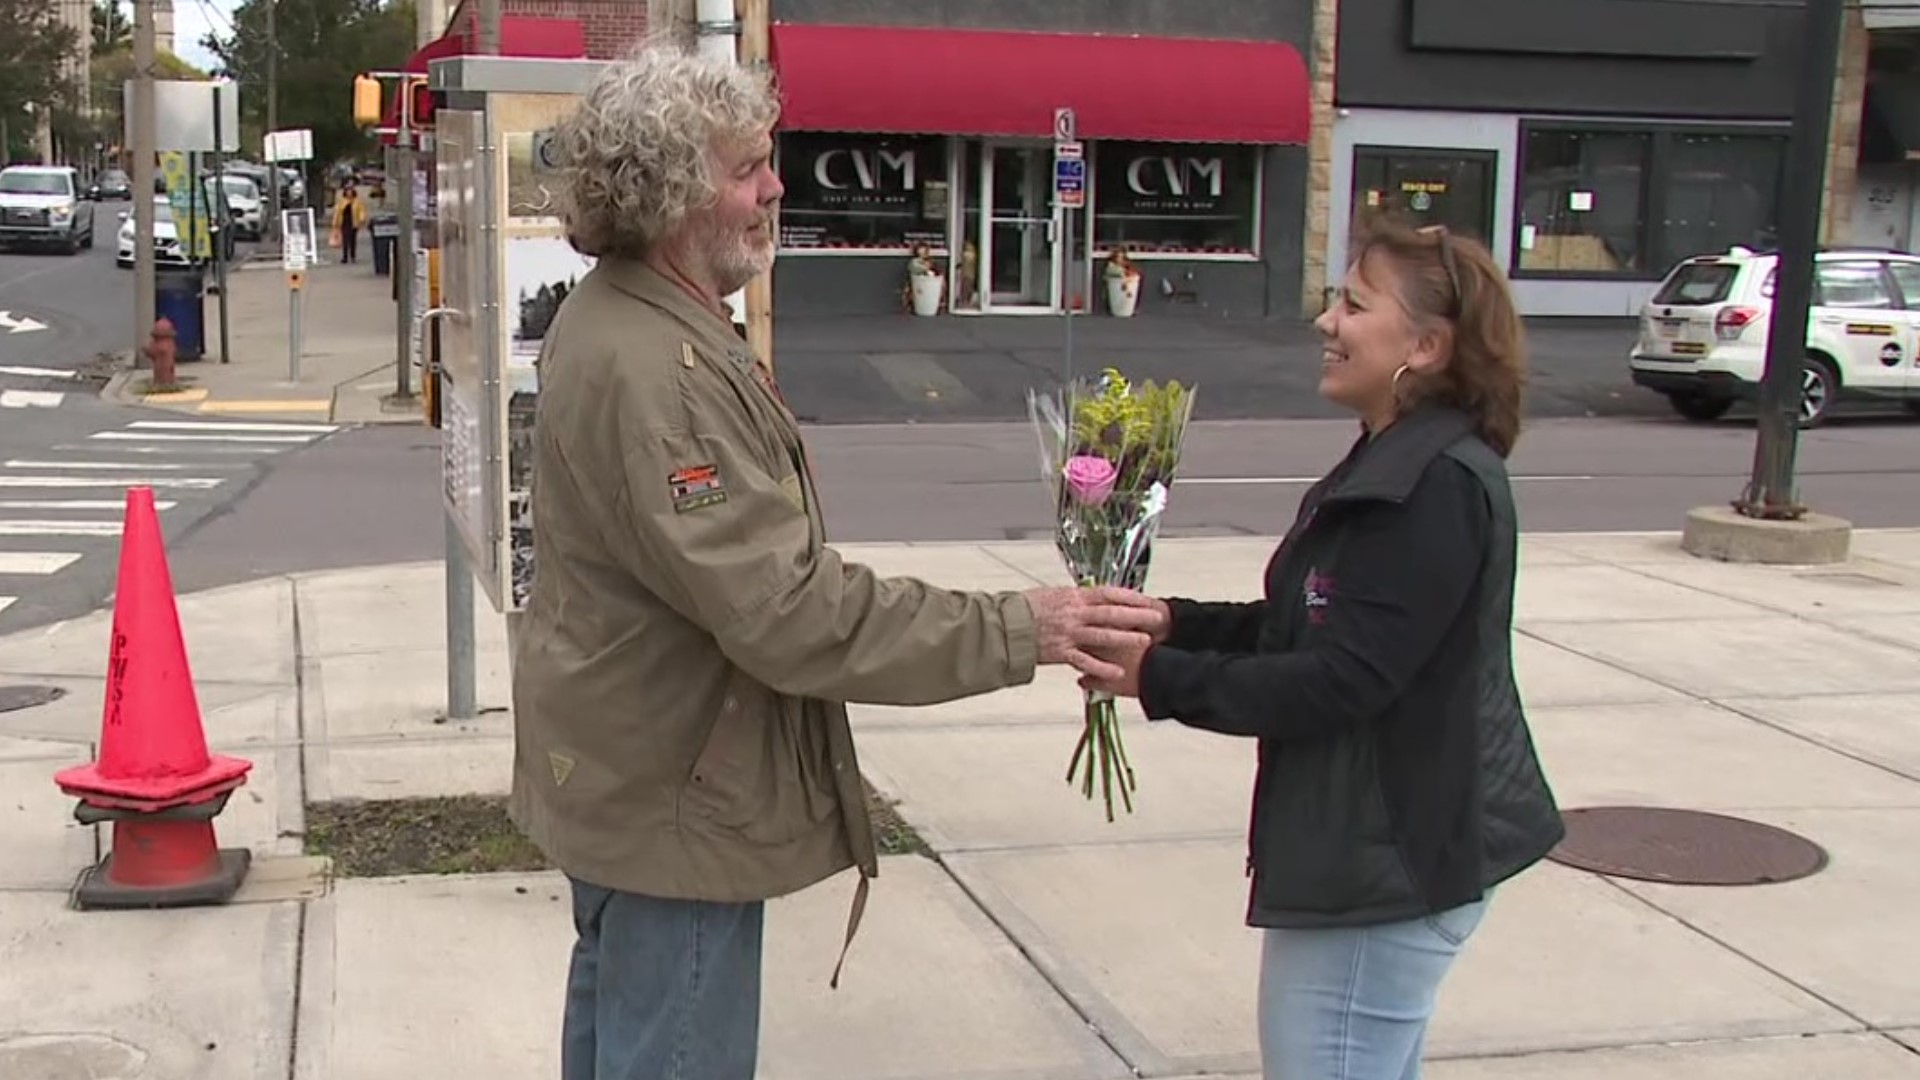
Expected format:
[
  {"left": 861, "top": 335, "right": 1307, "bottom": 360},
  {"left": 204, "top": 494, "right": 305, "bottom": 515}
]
[{"left": 1084, "top": 219, "right": 1565, "bottom": 1080}]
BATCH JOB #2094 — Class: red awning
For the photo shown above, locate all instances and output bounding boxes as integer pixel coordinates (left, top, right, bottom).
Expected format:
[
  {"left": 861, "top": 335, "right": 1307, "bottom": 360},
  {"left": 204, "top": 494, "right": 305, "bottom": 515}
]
[
  {"left": 381, "top": 17, "right": 588, "bottom": 133},
  {"left": 769, "top": 23, "right": 1311, "bottom": 144}
]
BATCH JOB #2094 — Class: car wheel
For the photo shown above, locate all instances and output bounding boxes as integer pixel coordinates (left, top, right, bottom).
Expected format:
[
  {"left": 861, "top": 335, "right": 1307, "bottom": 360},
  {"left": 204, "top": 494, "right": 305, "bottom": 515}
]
[
  {"left": 1667, "top": 393, "right": 1735, "bottom": 422},
  {"left": 1798, "top": 355, "right": 1840, "bottom": 428}
]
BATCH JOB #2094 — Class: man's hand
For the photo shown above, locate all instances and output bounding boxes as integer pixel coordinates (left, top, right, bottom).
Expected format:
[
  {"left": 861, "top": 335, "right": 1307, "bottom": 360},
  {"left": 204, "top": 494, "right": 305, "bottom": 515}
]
[
  {"left": 1083, "top": 585, "right": 1170, "bottom": 644},
  {"left": 1024, "top": 586, "right": 1162, "bottom": 684}
]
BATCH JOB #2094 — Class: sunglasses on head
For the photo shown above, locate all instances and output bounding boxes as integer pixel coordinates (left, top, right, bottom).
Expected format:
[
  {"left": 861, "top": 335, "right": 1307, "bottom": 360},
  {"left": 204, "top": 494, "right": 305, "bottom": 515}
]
[{"left": 1415, "top": 224, "right": 1464, "bottom": 319}]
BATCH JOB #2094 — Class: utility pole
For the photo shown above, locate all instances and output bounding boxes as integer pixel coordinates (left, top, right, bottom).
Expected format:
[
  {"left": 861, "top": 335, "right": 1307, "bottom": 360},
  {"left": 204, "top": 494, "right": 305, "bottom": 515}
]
[
  {"left": 738, "top": 0, "right": 773, "bottom": 369},
  {"left": 265, "top": 0, "right": 280, "bottom": 245},
  {"left": 1737, "top": 0, "right": 1845, "bottom": 521},
  {"left": 131, "top": 0, "right": 156, "bottom": 365}
]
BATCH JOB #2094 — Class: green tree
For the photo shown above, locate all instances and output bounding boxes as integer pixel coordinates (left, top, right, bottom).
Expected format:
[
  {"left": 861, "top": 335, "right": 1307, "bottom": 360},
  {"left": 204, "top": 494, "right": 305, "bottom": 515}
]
[
  {"left": 0, "top": 0, "right": 82, "bottom": 118},
  {"left": 94, "top": 0, "right": 132, "bottom": 53},
  {"left": 203, "top": 0, "right": 414, "bottom": 178}
]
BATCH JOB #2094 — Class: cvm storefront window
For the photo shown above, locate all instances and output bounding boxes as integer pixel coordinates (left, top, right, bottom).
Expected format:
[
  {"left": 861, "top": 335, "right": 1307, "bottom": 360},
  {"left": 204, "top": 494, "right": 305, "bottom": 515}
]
[
  {"left": 1093, "top": 141, "right": 1259, "bottom": 256},
  {"left": 776, "top": 133, "right": 951, "bottom": 251}
]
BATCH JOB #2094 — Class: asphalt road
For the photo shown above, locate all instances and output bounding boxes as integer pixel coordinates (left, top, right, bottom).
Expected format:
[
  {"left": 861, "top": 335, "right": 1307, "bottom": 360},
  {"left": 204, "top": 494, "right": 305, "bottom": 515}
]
[{"left": 25, "top": 412, "right": 1896, "bottom": 621}]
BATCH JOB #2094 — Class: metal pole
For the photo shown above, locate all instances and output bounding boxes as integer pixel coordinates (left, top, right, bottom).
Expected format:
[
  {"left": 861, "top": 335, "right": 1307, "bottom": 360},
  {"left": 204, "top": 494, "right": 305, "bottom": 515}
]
[
  {"left": 289, "top": 279, "right": 303, "bottom": 381},
  {"left": 445, "top": 509, "right": 476, "bottom": 722},
  {"left": 265, "top": 0, "right": 280, "bottom": 244},
  {"left": 132, "top": 0, "right": 156, "bottom": 362},
  {"left": 212, "top": 87, "right": 232, "bottom": 363},
  {"left": 1063, "top": 205, "right": 1074, "bottom": 385},
  {"left": 1738, "top": 0, "right": 1845, "bottom": 520},
  {"left": 393, "top": 139, "right": 416, "bottom": 403}
]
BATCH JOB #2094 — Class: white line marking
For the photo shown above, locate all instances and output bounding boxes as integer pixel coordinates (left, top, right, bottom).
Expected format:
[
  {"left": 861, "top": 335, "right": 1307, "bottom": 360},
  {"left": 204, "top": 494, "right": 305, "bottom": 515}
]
[
  {"left": 51, "top": 443, "right": 276, "bottom": 455},
  {"left": 0, "top": 551, "right": 81, "bottom": 574},
  {"left": 0, "top": 476, "right": 223, "bottom": 489},
  {"left": 128, "top": 419, "right": 337, "bottom": 434},
  {"left": 0, "top": 596, "right": 13, "bottom": 615},
  {"left": 0, "top": 499, "right": 177, "bottom": 510},
  {"left": 7, "top": 460, "right": 202, "bottom": 471},
  {"left": 0, "top": 520, "right": 122, "bottom": 537},
  {"left": 0, "top": 365, "right": 77, "bottom": 380},
  {"left": 91, "top": 431, "right": 317, "bottom": 444},
  {"left": 0, "top": 390, "right": 62, "bottom": 408}
]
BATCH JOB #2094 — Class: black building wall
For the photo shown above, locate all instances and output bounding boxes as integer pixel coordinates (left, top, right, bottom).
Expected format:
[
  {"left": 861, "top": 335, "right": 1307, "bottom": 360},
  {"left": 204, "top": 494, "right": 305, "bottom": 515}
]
[
  {"left": 769, "top": 0, "right": 1314, "bottom": 317},
  {"left": 776, "top": 0, "right": 1305, "bottom": 43},
  {"left": 1339, "top": 0, "right": 1804, "bottom": 120}
]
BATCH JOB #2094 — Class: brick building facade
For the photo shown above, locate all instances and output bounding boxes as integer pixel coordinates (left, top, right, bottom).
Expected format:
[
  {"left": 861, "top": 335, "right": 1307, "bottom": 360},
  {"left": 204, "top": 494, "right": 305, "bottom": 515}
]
[{"left": 440, "top": 0, "right": 647, "bottom": 58}]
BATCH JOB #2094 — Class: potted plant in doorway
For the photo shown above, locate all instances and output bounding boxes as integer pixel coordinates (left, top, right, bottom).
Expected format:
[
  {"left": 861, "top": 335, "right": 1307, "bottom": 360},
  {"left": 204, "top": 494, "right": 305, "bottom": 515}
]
[
  {"left": 906, "top": 244, "right": 945, "bottom": 316},
  {"left": 1105, "top": 249, "right": 1142, "bottom": 317}
]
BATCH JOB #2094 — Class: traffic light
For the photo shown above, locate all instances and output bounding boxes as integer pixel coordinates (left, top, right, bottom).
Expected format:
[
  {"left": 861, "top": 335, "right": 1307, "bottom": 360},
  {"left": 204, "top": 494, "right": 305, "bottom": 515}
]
[
  {"left": 352, "top": 75, "right": 382, "bottom": 127},
  {"left": 408, "top": 78, "right": 435, "bottom": 128}
]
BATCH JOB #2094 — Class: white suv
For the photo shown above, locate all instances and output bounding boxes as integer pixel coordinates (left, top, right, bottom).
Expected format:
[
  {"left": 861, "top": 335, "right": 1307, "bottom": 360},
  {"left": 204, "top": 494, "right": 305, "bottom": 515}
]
[{"left": 1628, "top": 246, "right": 1920, "bottom": 426}]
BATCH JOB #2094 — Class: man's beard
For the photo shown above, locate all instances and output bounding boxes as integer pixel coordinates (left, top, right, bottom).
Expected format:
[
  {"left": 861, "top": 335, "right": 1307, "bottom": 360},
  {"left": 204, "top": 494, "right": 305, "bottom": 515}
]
[{"left": 694, "top": 212, "right": 775, "bottom": 297}]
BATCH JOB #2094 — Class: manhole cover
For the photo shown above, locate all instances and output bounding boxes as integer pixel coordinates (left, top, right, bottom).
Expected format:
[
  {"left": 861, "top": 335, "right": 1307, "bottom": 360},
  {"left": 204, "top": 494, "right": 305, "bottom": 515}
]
[
  {"left": 0, "top": 684, "right": 66, "bottom": 714},
  {"left": 1547, "top": 806, "right": 1827, "bottom": 886}
]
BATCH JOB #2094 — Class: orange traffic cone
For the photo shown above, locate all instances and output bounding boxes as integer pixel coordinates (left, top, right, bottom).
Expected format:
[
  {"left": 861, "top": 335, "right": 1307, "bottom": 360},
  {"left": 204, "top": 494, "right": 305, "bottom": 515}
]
[{"left": 53, "top": 487, "right": 252, "bottom": 909}]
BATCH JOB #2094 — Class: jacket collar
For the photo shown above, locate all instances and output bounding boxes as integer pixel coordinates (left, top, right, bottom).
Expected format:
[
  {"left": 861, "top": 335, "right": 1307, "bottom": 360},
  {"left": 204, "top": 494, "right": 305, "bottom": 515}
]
[
  {"left": 595, "top": 256, "right": 739, "bottom": 345},
  {"left": 1324, "top": 406, "right": 1478, "bottom": 506}
]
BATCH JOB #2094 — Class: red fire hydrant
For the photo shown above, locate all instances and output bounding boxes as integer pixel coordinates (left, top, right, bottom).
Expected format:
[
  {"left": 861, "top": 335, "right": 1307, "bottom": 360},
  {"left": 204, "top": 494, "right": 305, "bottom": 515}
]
[{"left": 146, "top": 317, "right": 177, "bottom": 389}]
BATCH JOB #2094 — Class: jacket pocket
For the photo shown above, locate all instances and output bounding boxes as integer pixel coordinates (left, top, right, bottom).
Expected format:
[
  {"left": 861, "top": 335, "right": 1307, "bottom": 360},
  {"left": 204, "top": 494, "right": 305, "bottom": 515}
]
[{"left": 682, "top": 668, "right": 839, "bottom": 846}]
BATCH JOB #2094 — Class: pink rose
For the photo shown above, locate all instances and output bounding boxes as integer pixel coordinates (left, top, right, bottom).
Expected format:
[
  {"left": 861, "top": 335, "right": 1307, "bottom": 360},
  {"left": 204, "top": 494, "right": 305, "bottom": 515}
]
[{"left": 1063, "top": 455, "right": 1118, "bottom": 506}]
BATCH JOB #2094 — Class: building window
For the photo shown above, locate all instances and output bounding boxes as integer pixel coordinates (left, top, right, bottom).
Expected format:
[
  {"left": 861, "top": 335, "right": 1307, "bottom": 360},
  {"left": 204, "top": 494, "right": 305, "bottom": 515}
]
[
  {"left": 1093, "top": 141, "right": 1259, "bottom": 256},
  {"left": 1515, "top": 127, "right": 1651, "bottom": 275},
  {"left": 776, "top": 133, "right": 951, "bottom": 252},
  {"left": 1515, "top": 122, "right": 1787, "bottom": 280},
  {"left": 1653, "top": 133, "right": 1784, "bottom": 271},
  {"left": 1350, "top": 146, "right": 1497, "bottom": 246}
]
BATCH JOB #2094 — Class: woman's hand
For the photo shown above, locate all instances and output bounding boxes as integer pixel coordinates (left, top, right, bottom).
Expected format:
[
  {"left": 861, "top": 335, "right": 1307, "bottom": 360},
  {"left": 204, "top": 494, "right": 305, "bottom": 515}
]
[{"left": 1077, "top": 621, "right": 1153, "bottom": 699}]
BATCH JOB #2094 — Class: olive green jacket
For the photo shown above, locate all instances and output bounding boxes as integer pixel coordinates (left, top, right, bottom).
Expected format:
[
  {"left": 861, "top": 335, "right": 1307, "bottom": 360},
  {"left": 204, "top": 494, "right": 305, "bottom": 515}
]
[{"left": 508, "top": 257, "right": 1038, "bottom": 926}]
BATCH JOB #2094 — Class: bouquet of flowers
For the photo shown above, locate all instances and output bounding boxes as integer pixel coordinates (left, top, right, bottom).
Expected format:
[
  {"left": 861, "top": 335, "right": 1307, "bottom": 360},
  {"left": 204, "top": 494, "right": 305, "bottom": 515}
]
[{"left": 1028, "top": 367, "right": 1198, "bottom": 820}]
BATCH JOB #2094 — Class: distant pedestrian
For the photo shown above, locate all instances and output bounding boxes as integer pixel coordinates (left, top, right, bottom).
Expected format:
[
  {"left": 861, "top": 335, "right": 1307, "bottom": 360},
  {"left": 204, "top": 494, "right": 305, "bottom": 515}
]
[
  {"left": 1080, "top": 218, "right": 1565, "bottom": 1080},
  {"left": 507, "top": 38, "right": 1158, "bottom": 1080},
  {"left": 332, "top": 185, "right": 366, "bottom": 263}
]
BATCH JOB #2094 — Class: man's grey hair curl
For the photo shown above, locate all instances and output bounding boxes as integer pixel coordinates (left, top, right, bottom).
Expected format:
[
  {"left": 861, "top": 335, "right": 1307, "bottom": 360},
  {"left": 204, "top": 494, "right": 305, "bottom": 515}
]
[{"left": 553, "top": 40, "right": 780, "bottom": 260}]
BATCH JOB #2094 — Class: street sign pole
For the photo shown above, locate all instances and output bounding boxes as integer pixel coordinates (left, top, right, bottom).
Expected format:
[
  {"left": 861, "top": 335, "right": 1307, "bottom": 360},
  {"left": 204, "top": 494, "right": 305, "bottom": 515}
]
[
  {"left": 1739, "top": 0, "right": 1844, "bottom": 520},
  {"left": 1054, "top": 107, "right": 1083, "bottom": 385}
]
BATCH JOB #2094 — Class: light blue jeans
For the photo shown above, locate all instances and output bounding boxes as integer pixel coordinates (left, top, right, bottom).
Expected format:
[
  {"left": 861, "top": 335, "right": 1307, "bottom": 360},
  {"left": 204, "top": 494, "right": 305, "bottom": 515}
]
[
  {"left": 1259, "top": 896, "right": 1490, "bottom": 1080},
  {"left": 562, "top": 876, "right": 765, "bottom": 1080}
]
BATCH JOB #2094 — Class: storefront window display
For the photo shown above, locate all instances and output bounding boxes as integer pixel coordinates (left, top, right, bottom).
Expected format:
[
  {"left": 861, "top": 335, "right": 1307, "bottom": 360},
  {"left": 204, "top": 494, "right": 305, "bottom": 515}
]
[
  {"left": 1516, "top": 123, "right": 1785, "bottom": 278},
  {"left": 777, "top": 132, "right": 952, "bottom": 251},
  {"left": 1091, "top": 141, "right": 1260, "bottom": 256}
]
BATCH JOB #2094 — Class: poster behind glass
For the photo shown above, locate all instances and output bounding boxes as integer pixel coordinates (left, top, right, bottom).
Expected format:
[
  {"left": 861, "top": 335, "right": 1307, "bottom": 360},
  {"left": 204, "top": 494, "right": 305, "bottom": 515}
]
[{"left": 496, "top": 92, "right": 594, "bottom": 610}]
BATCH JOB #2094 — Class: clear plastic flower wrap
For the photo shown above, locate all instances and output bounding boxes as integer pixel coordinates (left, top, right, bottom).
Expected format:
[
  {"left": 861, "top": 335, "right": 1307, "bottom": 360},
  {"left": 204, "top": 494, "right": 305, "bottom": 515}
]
[{"left": 1027, "top": 367, "right": 1198, "bottom": 820}]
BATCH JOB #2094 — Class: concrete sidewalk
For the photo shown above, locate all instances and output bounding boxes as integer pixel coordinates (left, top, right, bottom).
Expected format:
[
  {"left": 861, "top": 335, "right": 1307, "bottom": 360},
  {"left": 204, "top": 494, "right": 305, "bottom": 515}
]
[
  {"left": 3, "top": 533, "right": 1920, "bottom": 1078},
  {"left": 102, "top": 256, "right": 426, "bottom": 426}
]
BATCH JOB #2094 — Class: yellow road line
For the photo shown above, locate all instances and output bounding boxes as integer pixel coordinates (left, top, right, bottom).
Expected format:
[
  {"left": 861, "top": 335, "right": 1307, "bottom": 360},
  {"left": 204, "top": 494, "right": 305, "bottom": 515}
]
[
  {"left": 142, "top": 388, "right": 210, "bottom": 403},
  {"left": 197, "top": 399, "right": 334, "bottom": 415}
]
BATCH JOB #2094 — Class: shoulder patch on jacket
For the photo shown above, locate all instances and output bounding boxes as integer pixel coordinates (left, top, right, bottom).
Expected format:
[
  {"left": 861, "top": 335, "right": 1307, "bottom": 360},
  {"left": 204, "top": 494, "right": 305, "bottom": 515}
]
[{"left": 669, "top": 464, "right": 727, "bottom": 512}]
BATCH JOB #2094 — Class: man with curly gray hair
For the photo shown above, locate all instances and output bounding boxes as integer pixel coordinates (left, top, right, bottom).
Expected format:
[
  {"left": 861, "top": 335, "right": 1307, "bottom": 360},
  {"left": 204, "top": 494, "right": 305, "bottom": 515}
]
[{"left": 508, "top": 39, "right": 1161, "bottom": 1080}]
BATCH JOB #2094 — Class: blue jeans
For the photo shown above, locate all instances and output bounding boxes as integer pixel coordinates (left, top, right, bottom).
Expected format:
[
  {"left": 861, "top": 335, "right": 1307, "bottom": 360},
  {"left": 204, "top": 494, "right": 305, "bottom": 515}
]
[
  {"left": 562, "top": 876, "right": 765, "bottom": 1080},
  {"left": 1259, "top": 896, "right": 1489, "bottom": 1080}
]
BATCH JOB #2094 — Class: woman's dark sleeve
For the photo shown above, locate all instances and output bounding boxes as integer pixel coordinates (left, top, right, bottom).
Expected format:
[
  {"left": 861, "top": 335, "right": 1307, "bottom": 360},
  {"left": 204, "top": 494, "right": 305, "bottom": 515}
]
[
  {"left": 1138, "top": 459, "right": 1491, "bottom": 740},
  {"left": 1161, "top": 598, "right": 1269, "bottom": 654}
]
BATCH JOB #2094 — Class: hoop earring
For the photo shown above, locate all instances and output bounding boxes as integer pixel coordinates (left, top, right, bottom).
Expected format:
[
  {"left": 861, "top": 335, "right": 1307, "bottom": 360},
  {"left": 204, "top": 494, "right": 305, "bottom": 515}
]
[{"left": 1392, "top": 363, "right": 1412, "bottom": 395}]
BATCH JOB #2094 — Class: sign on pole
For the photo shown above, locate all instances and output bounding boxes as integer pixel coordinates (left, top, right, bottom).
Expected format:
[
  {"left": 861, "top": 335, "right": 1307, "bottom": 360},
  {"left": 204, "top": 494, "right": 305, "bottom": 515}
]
[
  {"left": 1053, "top": 107, "right": 1076, "bottom": 144},
  {"left": 265, "top": 129, "right": 315, "bottom": 163},
  {"left": 1053, "top": 140, "right": 1086, "bottom": 209}
]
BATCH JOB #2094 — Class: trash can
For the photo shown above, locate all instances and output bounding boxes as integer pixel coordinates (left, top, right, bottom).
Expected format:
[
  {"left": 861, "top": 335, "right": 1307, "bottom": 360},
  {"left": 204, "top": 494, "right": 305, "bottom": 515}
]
[
  {"left": 370, "top": 213, "right": 399, "bottom": 276},
  {"left": 155, "top": 265, "right": 207, "bottom": 362}
]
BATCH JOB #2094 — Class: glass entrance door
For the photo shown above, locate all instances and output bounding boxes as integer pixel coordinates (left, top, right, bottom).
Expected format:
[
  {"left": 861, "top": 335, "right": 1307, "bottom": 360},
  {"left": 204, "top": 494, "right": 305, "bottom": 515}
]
[
  {"left": 1350, "top": 147, "right": 1498, "bottom": 245},
  {"left": 980, "top": 142, "right": 1059, "bottom": 311}
]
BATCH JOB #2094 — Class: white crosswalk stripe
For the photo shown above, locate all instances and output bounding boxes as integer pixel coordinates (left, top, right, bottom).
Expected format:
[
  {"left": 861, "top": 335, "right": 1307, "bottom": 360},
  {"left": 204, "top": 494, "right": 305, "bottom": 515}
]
[
  {"left": 1, "top": 389, "right": 64, "bottom": 408},
  {"left": 0, "top": 415, "right": 340, "bottom": 628},
  {"left": 0, "top": 365, "right": 77, "bottom": 380}
]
